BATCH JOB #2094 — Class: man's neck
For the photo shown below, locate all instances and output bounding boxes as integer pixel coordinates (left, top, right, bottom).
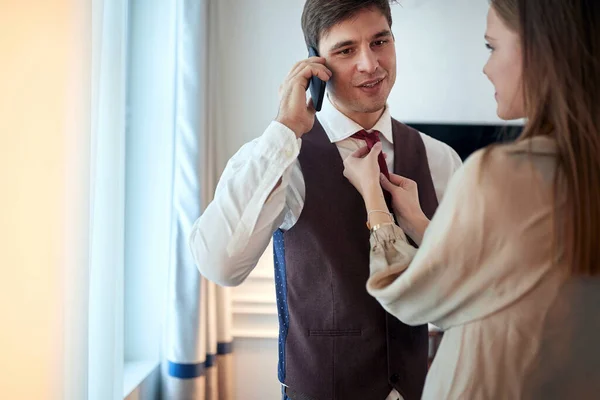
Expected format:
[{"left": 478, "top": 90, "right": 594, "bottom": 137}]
[{"left": 330, "top": 97, "right": 386, "bottom": 130}]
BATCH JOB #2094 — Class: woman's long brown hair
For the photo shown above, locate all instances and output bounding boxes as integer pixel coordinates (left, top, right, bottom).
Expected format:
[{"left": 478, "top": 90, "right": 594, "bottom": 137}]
[{"left": 490, "top": 0, "right": 600, "bottom": 275}]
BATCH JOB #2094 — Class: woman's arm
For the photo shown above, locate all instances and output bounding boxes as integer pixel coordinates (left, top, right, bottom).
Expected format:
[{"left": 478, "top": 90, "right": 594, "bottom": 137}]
[
  {"left": 342, "top": 142, "right": 430, "bottom": 244},
  {"left": 379, "top": 173, "right": 430, "bottom": 246},
  {"left": 342, "top": 142, "right": 394, "bottom": 228},
  {"left": 366, "top": 147, "right": 558, "bottom": 330}
]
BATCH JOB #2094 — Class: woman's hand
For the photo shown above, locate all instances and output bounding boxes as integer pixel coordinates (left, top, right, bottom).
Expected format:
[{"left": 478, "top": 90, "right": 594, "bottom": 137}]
[
  {"left": 380, "top": 173, "right": 430, "bottom": 245},
  {"left": 343, "top": 142, "right": 384, "bottom": 197}
]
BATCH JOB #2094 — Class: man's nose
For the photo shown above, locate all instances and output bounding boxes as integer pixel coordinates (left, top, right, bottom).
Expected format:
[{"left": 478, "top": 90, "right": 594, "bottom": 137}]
[{"left": 356, "top": 48, "right": 379, "bottom": 74}]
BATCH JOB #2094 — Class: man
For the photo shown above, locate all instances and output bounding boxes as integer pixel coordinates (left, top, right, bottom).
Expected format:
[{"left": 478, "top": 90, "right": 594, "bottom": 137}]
[{"left": 189, "top": 1, "right": 461, "bottom": 399}]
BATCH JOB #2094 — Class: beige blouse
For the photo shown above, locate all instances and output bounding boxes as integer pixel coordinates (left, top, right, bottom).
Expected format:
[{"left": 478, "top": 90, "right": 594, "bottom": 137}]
[{"left": 368, "top": 137, "right": 600, "bottom": 399}]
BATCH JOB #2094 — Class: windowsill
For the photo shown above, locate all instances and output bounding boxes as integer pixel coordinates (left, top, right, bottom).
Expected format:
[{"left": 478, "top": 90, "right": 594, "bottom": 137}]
[{"left": 123, "top": 360, "right": 159, "bottom": 399}]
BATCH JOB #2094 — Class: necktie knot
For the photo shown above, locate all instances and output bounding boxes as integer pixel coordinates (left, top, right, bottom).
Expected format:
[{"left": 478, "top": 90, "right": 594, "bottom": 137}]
[{"left": 351, "top": 129, "right": 381, "bottom": 150}]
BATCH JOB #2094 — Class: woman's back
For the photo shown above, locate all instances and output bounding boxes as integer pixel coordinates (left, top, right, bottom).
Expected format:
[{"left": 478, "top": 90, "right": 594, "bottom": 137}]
[
  {"left": 420, "top": 136, "right": 600, "bottom": 399},
  {"left": 523, "top": 276, "right": 600, "bottom": 399}
]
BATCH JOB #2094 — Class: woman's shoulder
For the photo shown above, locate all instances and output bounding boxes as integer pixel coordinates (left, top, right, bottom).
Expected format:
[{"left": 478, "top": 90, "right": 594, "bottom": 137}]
[
  {"left": 468, "top": 133, "right": 554, "bottom": 158},
  {"left": 464, "top": 135, "right": 557, "bottom": 175},
  {"left": 457, "top": 136, "right": 558, "bottom": 204}
]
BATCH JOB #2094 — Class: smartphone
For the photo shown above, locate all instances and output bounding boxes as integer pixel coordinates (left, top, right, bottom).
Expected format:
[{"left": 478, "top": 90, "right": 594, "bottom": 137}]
[{"left": 308, "top": 46, "right": 327, "bottom": 112}]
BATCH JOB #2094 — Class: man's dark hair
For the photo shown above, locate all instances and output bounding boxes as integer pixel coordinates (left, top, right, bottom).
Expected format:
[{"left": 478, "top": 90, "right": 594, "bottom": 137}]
[{"left": 301, "top": 0, "right": 395, "bottom": 51}]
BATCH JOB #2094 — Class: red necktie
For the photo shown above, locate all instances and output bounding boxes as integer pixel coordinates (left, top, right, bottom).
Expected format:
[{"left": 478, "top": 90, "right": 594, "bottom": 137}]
[{"left": 350, "top": 129, "right": 390, "bottom": 179}]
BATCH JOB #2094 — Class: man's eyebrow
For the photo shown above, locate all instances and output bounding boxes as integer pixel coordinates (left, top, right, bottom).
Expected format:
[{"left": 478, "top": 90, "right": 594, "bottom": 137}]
[
  {"left": 329, "top": 40, "right": 356, "bottom": 53},
  {"left": 485, "top": 34, "right": 496, "bottom": 40},
  {"left": 372, "top": 30, "right": 392, "bottom": 40},
  {"left": 329, "top": 30, "right": 393, "bottom": 53}
]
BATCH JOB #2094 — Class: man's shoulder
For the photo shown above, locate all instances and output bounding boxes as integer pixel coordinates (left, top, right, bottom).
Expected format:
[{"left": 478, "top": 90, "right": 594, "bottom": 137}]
[
  {"left": 389, "top": 117, "right": 418, "bottom": 134},
  {"left": 419, "top": 131, "right": 462, "bottom": 169},
  {"left": 389, "top": 117, "right": 457, "bottom": 154},
  {"left": 394, "top": 120, "right": 463, "bottom": 173},
  {"left": 417, "top": 129, "right": 456, "bottom": 153}
]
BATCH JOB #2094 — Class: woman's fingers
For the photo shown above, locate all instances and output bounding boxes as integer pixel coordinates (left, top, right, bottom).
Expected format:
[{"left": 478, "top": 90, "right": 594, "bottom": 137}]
[
  {"left": 349, "top": 145, "right": 370, "bottom": 159},
  {"left": 379, "top": 173, "right": 395, "bottom": 192},
  {"left": 387, "top": 172, "right": 416, "bottom": 189}
]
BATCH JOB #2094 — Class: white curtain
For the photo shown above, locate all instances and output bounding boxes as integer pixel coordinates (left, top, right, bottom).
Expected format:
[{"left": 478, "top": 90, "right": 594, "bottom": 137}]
[
  {"left": 58, "top": 0, "right": 231, "bottom": 398},
  {"left": 60, "top": 0, "right": 128, "bottom": 398},
  {"left": 3, "top": 0, "right": 232, "bottom": 398},
  {"left": 88, "top": 0, "right": 128, "bottom": 399},
  {"left": 162, "top": 0, "right": 234, "bottom": 399}
]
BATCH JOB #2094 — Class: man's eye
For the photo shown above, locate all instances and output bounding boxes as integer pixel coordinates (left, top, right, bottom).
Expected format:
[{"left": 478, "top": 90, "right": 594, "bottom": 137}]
[
  {"left": 339, "top": 48, "right": 353, "bottom": 55},
  {"left": 373, "top": 40, "right": 388, "bottom": 47},
  {"left": 485, "top": 43, "right": 495, "bottom": 52}
]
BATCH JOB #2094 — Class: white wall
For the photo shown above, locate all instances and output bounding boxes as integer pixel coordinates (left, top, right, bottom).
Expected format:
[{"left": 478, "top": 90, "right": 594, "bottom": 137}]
[
  {"left": 212, "top": 1, "right": 498, "bottom": 399},
  {"left": 390, "top": 0, "right": 499, "bottom": 123},
  {"left": 213, "top": 0, "right": 500, "bottom": 173}
]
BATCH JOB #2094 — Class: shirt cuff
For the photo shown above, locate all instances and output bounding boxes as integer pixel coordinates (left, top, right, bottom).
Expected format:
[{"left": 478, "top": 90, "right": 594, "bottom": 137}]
[{"left": 254, "top": 120, "right": 301, "bottom": 164}]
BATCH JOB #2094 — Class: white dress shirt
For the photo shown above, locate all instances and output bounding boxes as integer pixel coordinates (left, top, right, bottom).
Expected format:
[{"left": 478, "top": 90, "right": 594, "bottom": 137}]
[{"left": 189, "top": 95, "right": 462, "bottom": 400}]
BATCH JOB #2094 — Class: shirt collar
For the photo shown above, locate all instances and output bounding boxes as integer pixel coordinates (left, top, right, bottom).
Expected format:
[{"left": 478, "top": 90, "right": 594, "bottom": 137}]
[{"left": 317, "top": 93, "right": 393, "bottom": 144}]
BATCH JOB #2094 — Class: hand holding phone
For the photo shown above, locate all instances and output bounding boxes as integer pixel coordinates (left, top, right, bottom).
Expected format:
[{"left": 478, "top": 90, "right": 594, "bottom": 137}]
[{"left": 275, "top": 50, "right": 331, "bottom": 137}]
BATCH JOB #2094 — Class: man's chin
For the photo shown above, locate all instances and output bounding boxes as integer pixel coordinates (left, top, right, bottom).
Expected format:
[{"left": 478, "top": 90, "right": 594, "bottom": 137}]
[
  {"left": 329, "top": 93, "right": 388, "bottom": 115},
  {"left": 353, "top": 101, "right": 387, "bottom": 114}
]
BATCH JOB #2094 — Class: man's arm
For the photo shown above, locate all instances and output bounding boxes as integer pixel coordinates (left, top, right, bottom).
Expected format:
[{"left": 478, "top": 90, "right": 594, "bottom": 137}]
[
  {"left": 189, "top": 122, "right": 299, "bottom": 286},
  {"left": 189, "top": 56, "right": 332, "bottom": 286}
]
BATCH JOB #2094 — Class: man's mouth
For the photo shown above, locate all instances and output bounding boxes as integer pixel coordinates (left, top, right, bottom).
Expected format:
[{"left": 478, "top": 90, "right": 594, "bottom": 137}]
[{"left": 358, "top": 77, "right": 385, "bottom": 88}]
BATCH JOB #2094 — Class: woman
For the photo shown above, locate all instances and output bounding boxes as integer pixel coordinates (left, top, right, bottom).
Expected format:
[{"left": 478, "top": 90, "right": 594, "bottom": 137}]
[{"left": 344, "top": 0, "right": 600, "bottom": 398}]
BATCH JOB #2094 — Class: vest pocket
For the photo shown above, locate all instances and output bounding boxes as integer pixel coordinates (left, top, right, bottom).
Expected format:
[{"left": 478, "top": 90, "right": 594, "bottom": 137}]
[{"left": 308, "top": 329, "right": 362, "bottom": 337}]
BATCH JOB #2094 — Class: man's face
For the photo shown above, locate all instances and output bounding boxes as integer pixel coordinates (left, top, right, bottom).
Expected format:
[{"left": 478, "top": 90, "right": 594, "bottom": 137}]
[{"left": 318, "top": 8, "right": 396, "bottom": 117}]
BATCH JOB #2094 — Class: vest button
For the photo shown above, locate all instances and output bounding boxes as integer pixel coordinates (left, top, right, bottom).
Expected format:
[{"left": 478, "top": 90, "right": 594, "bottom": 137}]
[{"left": 390, "top": 373, "right": 400, "bottom": 383}]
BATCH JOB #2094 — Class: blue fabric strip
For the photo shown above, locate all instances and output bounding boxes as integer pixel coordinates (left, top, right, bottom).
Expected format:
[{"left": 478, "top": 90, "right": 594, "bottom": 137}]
[
  {"left": 168, "top": 360, "right": 205, "bottom": 379},
  {"left": 273, "top": 229, "right": 290, "bottom": 383},
  {"left": 217, "top": 341, "right": 233, "bottom": 355},
  {"left": 168, "top": 343, "right": 233, "bottom": 379},
  {"left": 205, "top": 354, "right": 216, "bottom": 368}
]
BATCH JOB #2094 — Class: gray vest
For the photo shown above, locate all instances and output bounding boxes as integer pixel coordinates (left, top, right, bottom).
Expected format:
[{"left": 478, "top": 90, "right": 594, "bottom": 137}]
[{"left": 273, "top": 118, "right": 439, "bottom": 400}]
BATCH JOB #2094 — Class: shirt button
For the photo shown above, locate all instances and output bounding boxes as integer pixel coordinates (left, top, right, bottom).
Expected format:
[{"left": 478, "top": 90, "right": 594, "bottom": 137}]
[{"left": 390, "top": 373, "right": 400, "bottom": 383}]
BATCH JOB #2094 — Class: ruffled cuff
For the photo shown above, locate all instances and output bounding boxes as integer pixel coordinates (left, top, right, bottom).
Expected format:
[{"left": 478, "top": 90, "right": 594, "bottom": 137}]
[{"left": 368, "top": 223, "right": 417, "bottom": 290}]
